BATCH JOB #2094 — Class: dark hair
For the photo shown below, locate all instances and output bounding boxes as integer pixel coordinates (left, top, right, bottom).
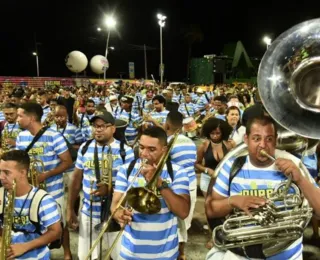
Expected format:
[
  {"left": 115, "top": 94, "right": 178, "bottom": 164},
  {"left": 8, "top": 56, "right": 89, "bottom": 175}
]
[
  {"left": 19, "top": 103, "right": 43, "bottom": 122},
  {"left": 246, "top": 115, "right": 277, "bottom": 136},
  {"left": 201, "top": 117, "right": 233, "bottom": 141},
  {"left": 1, "top": 150, "right": 30, "bottom": 171},
  {"left": 166, "top": 101, "right": 179, "bottom": 112},
  {"left": 86, "top": 99, "right": 95, "bottom": 106},
  {"left": 3, "top": 103, "right": 18, "bottom": 109},
  {"left": 226, "top": 106, "right": 242, "bottom": 130},
  {"left": 152, "top": 95, "right": 166, "bottom": 106},
  {"left": 141, "top": 126, "right": 167, "bottom": 146},
  {"left": 38, "top": 90, "right": 46, "bottom": 96},
  {"left": 166, "top": 111, "right": 183, "bottom": 128}
]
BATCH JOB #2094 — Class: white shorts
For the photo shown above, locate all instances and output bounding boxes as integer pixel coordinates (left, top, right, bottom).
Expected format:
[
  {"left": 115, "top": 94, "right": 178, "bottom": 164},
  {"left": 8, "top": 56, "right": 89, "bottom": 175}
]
[
  {"left": 200, "top": 173, "right": 211, "bottom": 193},
  {"left": 55, "top": 196, "right": 66, "bottom": 226},
  {"left": 78, "top": 213, "right": 122, "bottom": 260},
  {"left": 178, "top": 188, "right": 197, "bottom": 242}
]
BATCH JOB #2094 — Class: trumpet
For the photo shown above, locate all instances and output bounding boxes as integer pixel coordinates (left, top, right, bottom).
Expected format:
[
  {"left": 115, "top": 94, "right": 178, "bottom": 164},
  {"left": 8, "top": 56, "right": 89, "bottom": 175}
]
[
  {"left": 29, "top": 157, "right": 46, "bottom": 190},
  {"left": 43, "top": 112, "right": 55, "bottom": 127},
  {"left": 85, "top": 129, "right": 180, "bottom": 260},
  {"left": 0, "top": 180, "right": 16, "bottom": 260},
  {"left": 133, "top": 109, "right": 156, "bottom": 128}
]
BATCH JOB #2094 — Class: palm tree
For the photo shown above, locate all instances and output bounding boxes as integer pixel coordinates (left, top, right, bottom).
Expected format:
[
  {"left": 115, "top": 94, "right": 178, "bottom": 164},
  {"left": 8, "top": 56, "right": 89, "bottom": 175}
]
[{"left": 183, "top": 24, "right": 204, "bottom": 81}]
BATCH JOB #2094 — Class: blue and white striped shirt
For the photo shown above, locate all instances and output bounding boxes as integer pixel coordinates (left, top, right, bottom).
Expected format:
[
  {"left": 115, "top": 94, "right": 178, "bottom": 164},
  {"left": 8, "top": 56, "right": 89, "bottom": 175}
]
[
  {"left": 16, "top": 128, "right": 68, "bottom": 200},
  {"left": 3, "top": 187, "right": 61, "bottom": 260},
  {"left": 114, "top": 109, "right": 141, "bottom": 145},
  {"left": 114, "top": 159, "right": 190, "bottom": 260},
  {"left": 75, "top": 139, "right": 134, "bottom": 219},
  {"left": 169, "top": 134, "right": 197, "bottom": 190},
  {"left": 213, "top": 149, "right": 308, "bottom": 260}
]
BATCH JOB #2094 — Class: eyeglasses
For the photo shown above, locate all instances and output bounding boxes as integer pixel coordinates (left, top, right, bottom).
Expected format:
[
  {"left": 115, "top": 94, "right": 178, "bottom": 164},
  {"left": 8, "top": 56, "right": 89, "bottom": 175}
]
[{"left": 92, "top": 124, "right": 112, "bottom": 130}]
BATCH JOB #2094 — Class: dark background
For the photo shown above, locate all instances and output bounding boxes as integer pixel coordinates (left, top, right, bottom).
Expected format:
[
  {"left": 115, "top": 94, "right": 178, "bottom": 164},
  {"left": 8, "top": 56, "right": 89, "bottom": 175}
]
[{"left": 0, "top": 0, "right": 318, "bottom": 81}]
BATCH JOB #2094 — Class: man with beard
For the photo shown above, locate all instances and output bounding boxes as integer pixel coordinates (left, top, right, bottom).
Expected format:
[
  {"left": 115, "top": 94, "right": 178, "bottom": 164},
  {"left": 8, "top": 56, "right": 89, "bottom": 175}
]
[
  {"left": 67, "top": 111, "right": 134, "bottom": 260},
  {"left": 205, "top": 115, "right": 313, "bottom": 260},
  {"left": 15, "top": 102, "right": 73, "bottom": 259}
]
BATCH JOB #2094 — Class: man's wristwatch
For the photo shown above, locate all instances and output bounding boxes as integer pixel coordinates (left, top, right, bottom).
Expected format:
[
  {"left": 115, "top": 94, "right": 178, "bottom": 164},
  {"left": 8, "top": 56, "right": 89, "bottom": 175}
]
[{"left": 158, "top": 181, "right": 169, "bottom": 191}]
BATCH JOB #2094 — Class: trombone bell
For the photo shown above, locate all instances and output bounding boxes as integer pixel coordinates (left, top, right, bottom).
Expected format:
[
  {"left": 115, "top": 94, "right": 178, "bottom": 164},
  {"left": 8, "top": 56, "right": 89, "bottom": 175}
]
[{"left": 126, "top": 187, "right": 161, "bottom": 214}]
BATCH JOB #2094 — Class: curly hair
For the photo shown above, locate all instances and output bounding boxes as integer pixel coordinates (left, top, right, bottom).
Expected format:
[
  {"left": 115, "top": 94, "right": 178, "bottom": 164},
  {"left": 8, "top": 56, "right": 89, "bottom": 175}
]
[{"left": 201, "top": 117, "right": 233, "bottom": 141}]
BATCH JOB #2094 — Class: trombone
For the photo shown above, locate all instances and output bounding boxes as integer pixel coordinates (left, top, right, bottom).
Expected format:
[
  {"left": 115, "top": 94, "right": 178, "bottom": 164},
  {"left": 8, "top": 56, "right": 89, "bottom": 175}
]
[
  {"left": 29, "top": 157, "right": 46, "bottom": 190},
  {"left": 85, "top": 129, "right": 180, "bottom": 260}
]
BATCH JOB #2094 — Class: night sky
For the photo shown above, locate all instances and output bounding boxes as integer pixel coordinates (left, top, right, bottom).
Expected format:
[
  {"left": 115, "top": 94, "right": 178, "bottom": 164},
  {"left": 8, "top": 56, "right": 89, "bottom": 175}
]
[{"left": 0, "top": 0, "right": 318, "bottom": 81}]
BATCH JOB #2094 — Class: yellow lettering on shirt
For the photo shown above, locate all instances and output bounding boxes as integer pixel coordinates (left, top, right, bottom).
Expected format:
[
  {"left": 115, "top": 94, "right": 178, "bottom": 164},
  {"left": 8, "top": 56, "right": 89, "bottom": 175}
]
[{"left": 240, "top": 189, "right": 273, "bottom": 198}]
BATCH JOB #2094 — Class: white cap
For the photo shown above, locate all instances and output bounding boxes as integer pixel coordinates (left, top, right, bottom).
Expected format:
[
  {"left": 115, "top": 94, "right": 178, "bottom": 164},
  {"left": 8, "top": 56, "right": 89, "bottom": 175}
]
[{"left": 109, "top": 95, "right": 118, "bottom": 101}]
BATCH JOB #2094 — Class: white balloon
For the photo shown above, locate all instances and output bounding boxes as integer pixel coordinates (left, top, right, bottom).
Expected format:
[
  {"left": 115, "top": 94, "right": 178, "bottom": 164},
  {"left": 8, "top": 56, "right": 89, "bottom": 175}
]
[
  {"left": 90, "top": 55, "right": 109, "bottom": 74},
  {"left": 65, "top": 51, "right": 88, "bottom": 73}
]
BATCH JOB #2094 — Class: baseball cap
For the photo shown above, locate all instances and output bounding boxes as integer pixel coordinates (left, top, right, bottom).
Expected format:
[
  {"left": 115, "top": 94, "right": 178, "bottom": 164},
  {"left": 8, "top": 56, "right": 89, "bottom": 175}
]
[{"left": 90, "top": 110, "right": 115, "bottom": 125}]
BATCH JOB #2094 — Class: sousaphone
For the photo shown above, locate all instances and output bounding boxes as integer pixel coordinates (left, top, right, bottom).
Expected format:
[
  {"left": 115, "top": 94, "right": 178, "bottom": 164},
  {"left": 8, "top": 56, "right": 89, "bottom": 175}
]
[{"left": 258, "top": 18, "right": 320, "bottom": 140}]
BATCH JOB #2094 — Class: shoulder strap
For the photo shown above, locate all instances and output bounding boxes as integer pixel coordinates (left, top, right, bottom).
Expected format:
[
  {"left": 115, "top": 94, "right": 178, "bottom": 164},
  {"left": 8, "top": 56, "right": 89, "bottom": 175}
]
[
  {"left": 120, "top": 140, "right": 126, "bottom": 163},
  {"left": 127, "top": 158, "right": 138, "bottom": 178},
  {"left": 166, "top": 159, "right": 174, "bottom": 181},
  {"left": 81, "top": 139, "right": 94, "bottom": 156},
  {"left": 228, "top": 156, "right": 247, "bottom": 194},
  {"left": 29, "top": 188, "right": 48, "bottom": 223},
  {"left": 25, "top": 126, "right": 49, "bottom": 153},
  {"left": 204, "top": 93, "right": 210, "bottom": 103}
]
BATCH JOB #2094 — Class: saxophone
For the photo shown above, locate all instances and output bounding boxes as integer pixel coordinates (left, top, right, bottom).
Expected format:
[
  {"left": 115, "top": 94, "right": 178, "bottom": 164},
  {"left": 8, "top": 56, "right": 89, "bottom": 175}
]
[
  {"left": 29, "top": 157, "right": 46, "bottom": 190},
  {"left": 0, "top": 180, "right": 16, "bottom": 260},
  {"left": 0, "top": 129, "right": 10, "bottom": 158},
  {"left": 94, "top": 147, "right": 114, "bottom": 232}
]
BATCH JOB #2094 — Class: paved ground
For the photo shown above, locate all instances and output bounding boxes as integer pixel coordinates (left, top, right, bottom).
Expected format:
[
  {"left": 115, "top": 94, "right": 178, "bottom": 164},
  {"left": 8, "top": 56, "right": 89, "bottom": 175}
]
[{"left": 51, "top": 184, "right": 320, "bottom": 260}]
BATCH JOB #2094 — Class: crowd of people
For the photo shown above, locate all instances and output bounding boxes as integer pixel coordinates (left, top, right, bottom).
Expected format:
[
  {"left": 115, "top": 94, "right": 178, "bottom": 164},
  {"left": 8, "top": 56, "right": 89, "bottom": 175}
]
[{"left": 0, "top": 81, "right": 319, "bottom": 260}]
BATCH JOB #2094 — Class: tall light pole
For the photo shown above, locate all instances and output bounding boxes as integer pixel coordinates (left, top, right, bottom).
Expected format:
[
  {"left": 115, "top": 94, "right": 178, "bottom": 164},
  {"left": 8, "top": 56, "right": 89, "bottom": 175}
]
[
  {"left": 103, "top": 16, "right": 116, "bottom": 80},
  {"left": 32, "top": 52, "right": 39, "bottom": 77},
  {"left": 157, "top": 13, "right": 166, "bottom": 87},
  {"left": 263, "top": 36, "right": 272, "bottom": 49}
]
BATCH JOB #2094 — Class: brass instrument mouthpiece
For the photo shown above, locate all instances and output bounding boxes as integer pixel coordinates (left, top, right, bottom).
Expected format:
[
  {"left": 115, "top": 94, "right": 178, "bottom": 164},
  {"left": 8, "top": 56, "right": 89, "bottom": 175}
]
[{"left": 260, "top": 150, "right": 276, "bottom": 161}]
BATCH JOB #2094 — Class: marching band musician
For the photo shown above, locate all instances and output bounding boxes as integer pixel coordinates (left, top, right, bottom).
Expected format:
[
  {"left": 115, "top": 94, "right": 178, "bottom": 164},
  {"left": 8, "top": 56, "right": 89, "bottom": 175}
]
[
  {"left": 0, "top": 150, "right": 62, "bottom": 259},
  {"left": 113, "top": 95, "right": 141, "bottom": 146},
  {"left": 164, "top": 112, "right": 197, "bottom": 260},
  {"left": 178, "top": 93, "right": 199, "bottom": 118},
  {"left": 144, "top": 95, "right": 169, "bottom": 128},
  {"left": 111, "top": 126, "right": 190, "bottom": 259},
  {"left": 15, "top": 102, "right": 73, "bottom": 260},
  {"left": 1, "top": 103, "right": 22, "bottom": 150},
  {"left": 36, "top": 90, "right": 51, "bottom": 124},
  {"left": 67, "top": 110, "right": 134, "bottom": 260},
  {"left": 206, "top": 115, "right": 316, "bottom": 260}
]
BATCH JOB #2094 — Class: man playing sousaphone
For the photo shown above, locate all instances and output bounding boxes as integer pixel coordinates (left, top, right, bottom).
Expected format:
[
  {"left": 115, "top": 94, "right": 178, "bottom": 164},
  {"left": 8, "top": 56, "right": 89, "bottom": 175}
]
[{"left": 206, "top": 115, "right": 317, "bottom": 260}]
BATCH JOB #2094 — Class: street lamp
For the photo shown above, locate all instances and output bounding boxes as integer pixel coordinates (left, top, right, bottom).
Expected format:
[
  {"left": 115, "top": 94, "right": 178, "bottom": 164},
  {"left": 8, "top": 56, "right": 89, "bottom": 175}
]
[
  {"left": 102, "top": 16, "right": 116, "bottom": 80},
  {"left": 157, "top": 13, "right": 166, "bottom": 87},
  {"left": 32, "top": 52, "right": 39, "bottom": 77},
  {"left": 263, "top": 36, "right": 272, "bottom": 49}
]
